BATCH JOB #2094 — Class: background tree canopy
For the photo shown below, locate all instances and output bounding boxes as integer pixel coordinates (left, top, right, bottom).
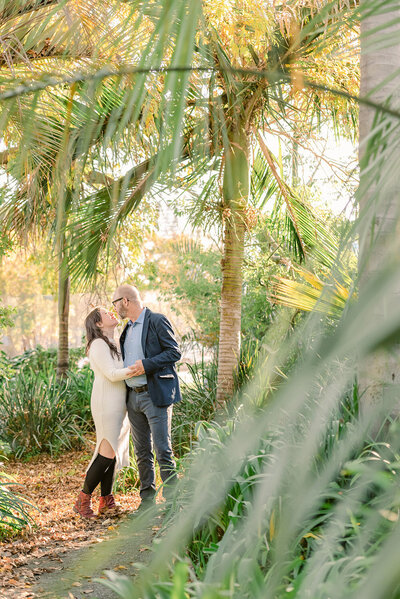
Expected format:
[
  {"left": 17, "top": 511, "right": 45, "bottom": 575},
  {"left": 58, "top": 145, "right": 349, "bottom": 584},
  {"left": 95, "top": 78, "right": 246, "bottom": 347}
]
[{"left": 0, "top": 0, "right": 359, "bottom": 393}]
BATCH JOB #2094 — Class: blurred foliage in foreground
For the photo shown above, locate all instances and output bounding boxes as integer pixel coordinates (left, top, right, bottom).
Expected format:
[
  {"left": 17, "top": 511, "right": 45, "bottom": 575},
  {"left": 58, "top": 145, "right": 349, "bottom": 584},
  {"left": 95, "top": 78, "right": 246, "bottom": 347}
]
[{"left": 98, "top": 300, "right": 400, "bottom": 599}]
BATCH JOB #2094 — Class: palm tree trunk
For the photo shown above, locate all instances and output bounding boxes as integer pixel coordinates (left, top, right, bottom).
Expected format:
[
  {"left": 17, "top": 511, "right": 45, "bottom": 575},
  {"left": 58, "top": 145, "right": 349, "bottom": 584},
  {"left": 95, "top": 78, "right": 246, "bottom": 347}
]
[
  {"left": 57, "top": 234, "right": 70, "bottom": 378},
  {"left": 216, "top": 126, "right": 249, "bottom": 404},
  {"left": 358, "top": 3, "right": 400, "bottom": 408}
]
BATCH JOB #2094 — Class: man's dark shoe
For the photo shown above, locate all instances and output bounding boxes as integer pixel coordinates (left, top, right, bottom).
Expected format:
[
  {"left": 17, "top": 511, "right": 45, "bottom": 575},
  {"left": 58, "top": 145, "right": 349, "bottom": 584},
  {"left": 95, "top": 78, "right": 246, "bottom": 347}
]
[{"left": 134, "top": 498, "right": 155, "bottom": 515}]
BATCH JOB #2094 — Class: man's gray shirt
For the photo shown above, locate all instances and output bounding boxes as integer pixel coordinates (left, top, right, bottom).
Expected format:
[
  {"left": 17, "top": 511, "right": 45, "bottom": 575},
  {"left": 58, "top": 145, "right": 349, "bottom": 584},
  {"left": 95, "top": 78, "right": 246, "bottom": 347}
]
[{"left": 123, "top": 307, "right": 147, "bottom": 388}]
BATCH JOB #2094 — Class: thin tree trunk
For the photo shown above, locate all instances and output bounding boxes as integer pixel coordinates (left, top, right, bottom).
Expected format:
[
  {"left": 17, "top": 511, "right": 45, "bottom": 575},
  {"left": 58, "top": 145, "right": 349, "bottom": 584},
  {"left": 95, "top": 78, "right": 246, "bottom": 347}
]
[
  {"left": 292, "top": 133, "right": 299, "bottom": 188},
  {"left": 358, "top": 3, "right": 400, "bottom": 408},
  {"left": 216, "top": 126, "right": 249, "bottom": 404},
  {"left": 57, "top": 235, "right": 70, "bottom": 378}
]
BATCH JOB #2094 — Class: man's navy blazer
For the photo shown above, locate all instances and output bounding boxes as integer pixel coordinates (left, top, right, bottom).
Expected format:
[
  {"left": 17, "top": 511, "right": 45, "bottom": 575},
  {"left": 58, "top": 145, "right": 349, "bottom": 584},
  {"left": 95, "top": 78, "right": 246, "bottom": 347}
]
[{"left": 119, "top": 308, "right": 182, "bottom": 407}]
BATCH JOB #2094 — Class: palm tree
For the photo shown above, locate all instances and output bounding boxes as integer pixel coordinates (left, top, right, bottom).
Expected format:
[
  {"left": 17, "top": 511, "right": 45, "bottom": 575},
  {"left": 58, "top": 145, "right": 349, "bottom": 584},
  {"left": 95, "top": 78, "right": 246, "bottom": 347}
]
[
  {"left": 163, "top": 1, "right": 359, "bottom": 402},
  {"left": 0, "top": 0, "right": 358, "bottom": 392},
  {"left": 0, "top": 0, "right": 201, "bottom": 375}
]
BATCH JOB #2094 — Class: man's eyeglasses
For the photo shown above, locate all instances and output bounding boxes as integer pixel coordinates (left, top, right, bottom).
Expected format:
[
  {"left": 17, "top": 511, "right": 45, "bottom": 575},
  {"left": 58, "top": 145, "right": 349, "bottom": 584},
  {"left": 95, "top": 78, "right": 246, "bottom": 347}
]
[{"left": 112, "top": 297, "right": 124, "bottom": 307}]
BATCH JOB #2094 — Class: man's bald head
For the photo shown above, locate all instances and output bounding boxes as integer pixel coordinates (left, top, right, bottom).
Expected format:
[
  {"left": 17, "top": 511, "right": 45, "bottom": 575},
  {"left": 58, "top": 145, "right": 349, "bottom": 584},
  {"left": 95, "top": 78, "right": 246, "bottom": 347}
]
[
  {"left": 114, "top": 284, "right": 142, "bottom": 306},
  {"left": 113, "top": 284, "right": 143, "bottom": 320}
]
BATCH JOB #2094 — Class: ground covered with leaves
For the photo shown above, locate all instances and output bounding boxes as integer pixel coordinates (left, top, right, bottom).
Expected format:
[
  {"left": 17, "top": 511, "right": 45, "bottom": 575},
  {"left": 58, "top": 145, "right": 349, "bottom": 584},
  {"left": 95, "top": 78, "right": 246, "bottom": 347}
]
[{"left": 0, "top": 444, "right": 141, "bottom": 599}]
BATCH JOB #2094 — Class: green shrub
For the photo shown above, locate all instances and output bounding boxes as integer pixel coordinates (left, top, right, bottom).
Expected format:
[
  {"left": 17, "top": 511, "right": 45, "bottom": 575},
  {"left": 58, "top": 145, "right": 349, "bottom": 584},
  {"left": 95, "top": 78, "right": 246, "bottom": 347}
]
[
  {"left": 0, "top": 461, "right": 34, "bottom": 538},
  {"left": 0, "top": 350, "right": 15, "bottom": 380},
  {"left": 6, "top": 345, "right": 86, "bottom": 378},
  {"left": 174, "top": 355, "right": 218, "bottom": 456},
  {"left": 0, "top": 370, "right": 87, "bottom": 458},
  {"left": 66, "top": 367, "right": 94, "bottom": 427},
  {"left": 114, "top": 438, "right": 141, "bottom": 493},
  {"left": 233, "top": 337, "right": 264, "bottom": 391},
  {"left": 173, "top": 342, "right": 266, "bottom": 456},
  {"left": 0, "top": 346, "right": 93, "bottom": 457}
]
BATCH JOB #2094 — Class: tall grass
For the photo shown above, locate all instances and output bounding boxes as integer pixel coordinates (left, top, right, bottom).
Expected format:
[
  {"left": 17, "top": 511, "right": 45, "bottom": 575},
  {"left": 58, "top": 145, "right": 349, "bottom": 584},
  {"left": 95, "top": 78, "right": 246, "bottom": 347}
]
[{"left": 173, "top": 340, "right": 266, "bottom": 456}]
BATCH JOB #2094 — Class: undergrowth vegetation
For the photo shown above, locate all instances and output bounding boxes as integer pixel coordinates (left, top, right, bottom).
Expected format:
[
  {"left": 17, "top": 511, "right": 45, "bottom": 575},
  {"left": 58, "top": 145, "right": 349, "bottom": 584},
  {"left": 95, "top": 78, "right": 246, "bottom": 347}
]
[
  {"left": 0, "top": 344, "right": 224, "bottom": 460},
  {"left": 0, "top": 458, "right": 33, "bottom": 539},
  {"left": 0, "top": 347, "right": 93, "bottom": 458},
  {"left": 0, "top": 338, "right": 252, "bottom": 538}
]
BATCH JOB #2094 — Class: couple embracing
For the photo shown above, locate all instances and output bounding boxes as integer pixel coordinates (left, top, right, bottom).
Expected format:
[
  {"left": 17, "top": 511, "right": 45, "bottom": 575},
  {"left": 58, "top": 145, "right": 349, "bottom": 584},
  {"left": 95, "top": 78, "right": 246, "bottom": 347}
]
[{"left": 74, "top": 284, "right": 181, "bottom": 519}]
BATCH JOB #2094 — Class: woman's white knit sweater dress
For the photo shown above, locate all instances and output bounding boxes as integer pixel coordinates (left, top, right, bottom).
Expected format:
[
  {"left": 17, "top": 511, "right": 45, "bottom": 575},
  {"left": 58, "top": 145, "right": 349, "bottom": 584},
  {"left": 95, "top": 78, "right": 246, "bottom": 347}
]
[{"left": 87, "top": 338, "right": 131, "bottom": 473}]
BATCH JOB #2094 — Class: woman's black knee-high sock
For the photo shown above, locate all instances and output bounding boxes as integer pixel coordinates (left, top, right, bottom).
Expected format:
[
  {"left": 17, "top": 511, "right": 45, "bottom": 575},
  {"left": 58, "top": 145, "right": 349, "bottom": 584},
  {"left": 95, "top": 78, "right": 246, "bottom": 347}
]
[
  {"left": 101, "top": 457, "right": 116, "bottom": 496},
  {"left": 83, "top": 454, "right": 115, "bottom": 495}
]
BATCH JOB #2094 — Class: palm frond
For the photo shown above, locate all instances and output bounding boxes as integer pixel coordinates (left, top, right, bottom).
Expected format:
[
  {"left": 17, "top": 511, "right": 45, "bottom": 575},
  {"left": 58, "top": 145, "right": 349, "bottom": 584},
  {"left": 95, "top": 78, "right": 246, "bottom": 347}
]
[
  {"left": 273, "top": 266, "right": 350, "bottom": 318},
  {"left": 290, "top": 196, "right": 341, "bottom": 270},
  {"left": 66, "top": 156, "right": 157, "bottom": 285},
  {"left": 250, "top": 150, "right": 279, "bottom": 209}
]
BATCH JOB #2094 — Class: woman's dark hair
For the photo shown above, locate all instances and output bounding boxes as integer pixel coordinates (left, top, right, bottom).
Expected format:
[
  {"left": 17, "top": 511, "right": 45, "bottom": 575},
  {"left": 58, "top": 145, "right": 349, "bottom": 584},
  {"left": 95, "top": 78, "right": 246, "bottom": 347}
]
[{"left": 85, "top": 307, "right": 120, "bottom": 359}]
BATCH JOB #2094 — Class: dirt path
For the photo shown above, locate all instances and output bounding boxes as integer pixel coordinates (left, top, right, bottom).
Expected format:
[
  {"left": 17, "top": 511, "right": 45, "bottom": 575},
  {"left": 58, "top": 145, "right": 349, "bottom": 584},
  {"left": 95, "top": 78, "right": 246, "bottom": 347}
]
[
  {"left": 0, "top": 446, "right": 160, "bottom": 598},
  {"left": 33, "top": 510, "right": 163, "bottom": 599}
]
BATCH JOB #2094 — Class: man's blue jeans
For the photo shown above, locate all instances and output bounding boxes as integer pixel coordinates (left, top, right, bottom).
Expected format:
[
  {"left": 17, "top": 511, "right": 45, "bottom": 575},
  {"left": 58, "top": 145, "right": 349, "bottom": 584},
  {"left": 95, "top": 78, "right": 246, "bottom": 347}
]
[{"left": 126, "top": 389, "right": 177, "bottom": 501}]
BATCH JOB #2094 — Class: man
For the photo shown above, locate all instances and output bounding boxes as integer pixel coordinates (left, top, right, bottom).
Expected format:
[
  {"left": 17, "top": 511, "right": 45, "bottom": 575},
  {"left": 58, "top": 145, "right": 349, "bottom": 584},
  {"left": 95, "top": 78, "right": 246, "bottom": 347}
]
[{"left": 112, "top": 284, "right": 181, "bottom": 506}]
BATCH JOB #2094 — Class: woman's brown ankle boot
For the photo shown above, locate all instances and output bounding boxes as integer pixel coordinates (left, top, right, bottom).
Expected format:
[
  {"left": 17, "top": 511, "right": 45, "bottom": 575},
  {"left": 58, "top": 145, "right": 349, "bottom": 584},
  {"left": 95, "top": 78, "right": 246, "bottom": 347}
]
[
  {"left": 74, "top": 490, "right": 96, "bottom": 518},
  {"left": 98, "top": 494, "right": 120, "bottom": 515}
]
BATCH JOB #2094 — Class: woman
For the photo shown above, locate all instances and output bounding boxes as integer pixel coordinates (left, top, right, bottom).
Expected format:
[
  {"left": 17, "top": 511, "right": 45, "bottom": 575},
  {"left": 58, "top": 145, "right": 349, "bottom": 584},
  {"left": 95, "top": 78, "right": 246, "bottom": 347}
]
[{"left": 74, "top": 306, "right": 135, "bottom": 519}]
